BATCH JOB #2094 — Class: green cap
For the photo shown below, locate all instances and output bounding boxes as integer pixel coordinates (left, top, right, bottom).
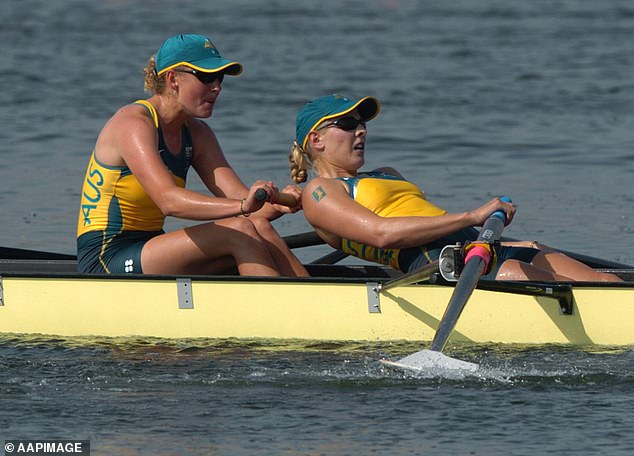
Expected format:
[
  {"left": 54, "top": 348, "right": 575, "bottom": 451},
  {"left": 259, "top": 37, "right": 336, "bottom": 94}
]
[
  {"left": 155, "top": 34, "right": 243, "bottom": 76},
  {"left": 296, "top": 94, "right": 381, "bottom": 149}
]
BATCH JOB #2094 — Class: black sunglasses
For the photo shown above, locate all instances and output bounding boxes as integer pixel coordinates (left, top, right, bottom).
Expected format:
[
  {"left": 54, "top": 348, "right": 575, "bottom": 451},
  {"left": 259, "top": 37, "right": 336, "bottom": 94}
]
[
  {"left": 175, "top": 68, "right": 224, "bottom": 84},
  {"left": 321, "top": 116, "right": 366, "bottom": 131}
]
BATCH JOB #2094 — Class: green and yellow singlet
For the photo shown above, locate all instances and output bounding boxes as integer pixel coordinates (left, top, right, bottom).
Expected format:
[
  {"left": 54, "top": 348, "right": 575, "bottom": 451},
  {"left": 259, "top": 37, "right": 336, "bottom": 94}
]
[
  {"left": 76, "top": 100, "right": 194, "bottom": 273},
  {"left": 338, "top": 171, "right": 447, "bottom": 269}
]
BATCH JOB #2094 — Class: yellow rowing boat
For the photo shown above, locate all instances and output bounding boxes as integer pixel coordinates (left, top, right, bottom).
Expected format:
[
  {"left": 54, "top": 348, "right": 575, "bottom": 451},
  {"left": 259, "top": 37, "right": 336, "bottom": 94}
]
[{"left": 1, "top": 242, "right": 633, "bottom": 346}]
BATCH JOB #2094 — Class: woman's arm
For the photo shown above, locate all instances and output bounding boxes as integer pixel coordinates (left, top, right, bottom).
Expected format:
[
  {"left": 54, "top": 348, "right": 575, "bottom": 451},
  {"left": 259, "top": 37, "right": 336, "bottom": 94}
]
[
  {"left": 302, "top": 177, "right": 515, "bottom": 249},
  {"left": 100, "top": 108, "right": 256, "bottom": 220},
  {"left": 190, "top": 120, "right": 300, "bottom": 219}
]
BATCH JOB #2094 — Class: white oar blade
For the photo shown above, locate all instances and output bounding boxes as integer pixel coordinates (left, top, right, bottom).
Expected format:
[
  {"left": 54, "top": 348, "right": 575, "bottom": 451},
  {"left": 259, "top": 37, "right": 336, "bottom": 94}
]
[{"left": 381, "top": 349, "right": 478, "bottom": 373}]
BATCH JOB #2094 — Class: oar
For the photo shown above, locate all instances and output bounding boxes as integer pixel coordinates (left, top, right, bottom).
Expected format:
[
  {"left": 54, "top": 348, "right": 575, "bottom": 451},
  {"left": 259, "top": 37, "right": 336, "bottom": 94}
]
[
  {"left": 382, "top": 197, "right": 511, "bottom": 373},
  {"left": 0, "top": 246, "right": 76, "bottom": 261},
  {"left": 430, "top": 199, "right": 509, "bottom": 352},
  {"left": 284, "top": 231, "right": 325, "bottom": 250},
  {"left": 255, "top": 188, "right": 298, "bottom": 207}
]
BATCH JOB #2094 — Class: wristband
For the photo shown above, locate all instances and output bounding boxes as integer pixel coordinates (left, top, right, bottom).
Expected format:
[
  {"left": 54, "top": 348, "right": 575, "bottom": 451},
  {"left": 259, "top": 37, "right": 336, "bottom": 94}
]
[{"left": 240, "top": 198, "right": 250, "bottom": 217}]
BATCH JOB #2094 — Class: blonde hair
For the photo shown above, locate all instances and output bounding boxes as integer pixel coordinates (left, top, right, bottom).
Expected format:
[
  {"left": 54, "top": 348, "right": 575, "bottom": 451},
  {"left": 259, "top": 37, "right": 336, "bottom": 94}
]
[
  {"left": 143, "top": 56, "right": 166, "bottom": 94},
  {"left": 290, "top": 119, "right": 337, "bottom": 183},
  {"left": 289, "top": 140, "right": 312, "bottom": 184}
]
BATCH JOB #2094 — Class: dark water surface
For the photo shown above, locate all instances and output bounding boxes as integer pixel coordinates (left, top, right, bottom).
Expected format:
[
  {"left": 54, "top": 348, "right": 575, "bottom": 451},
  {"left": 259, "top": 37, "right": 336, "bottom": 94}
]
[
  {"left": 2, "top": 0, "right": 634, "bottom": 454},
  {"left": 2, "top": 336, "right": 634, "bottom": 455}
]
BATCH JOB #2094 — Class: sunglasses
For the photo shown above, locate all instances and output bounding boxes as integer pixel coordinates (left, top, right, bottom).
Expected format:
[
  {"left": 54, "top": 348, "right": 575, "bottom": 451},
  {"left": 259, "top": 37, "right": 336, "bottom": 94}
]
[
  {"left": 320, "top": 116, "right": 366, "bottom": 131},
  {"left": 175, "top": 68, "right": 224, "bottom": 85}
]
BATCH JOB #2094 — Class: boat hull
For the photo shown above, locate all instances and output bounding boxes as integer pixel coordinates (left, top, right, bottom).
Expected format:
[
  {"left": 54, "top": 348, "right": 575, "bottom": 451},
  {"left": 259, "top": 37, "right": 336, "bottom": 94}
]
[{"left": 1, "top": 273, "right": 633, "bottom": 345}]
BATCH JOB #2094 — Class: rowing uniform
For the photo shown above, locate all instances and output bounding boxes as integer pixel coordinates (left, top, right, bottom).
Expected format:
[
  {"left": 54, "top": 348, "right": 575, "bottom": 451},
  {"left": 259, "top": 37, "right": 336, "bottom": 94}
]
[
  {"left": 337, "top": 171, "right": 538, "bottom": 276},
  {"left": 76, "top": 100, "right": 194, "bottom": 274}
]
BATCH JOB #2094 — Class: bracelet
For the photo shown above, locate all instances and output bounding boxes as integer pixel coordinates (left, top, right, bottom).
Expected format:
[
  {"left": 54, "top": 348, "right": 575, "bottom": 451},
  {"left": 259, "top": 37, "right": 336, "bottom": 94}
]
[{"left": 240, "top": 198, "right": 250, "bottom": 217}]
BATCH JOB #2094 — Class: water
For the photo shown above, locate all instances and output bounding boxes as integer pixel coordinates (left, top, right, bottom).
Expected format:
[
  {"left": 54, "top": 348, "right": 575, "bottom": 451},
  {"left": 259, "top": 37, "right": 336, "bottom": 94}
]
[
  {"left": 2, "top": 336, "right": 634, "bottom": 455},
  {"left": 1, "top": 0, "right": 634, "bottom": 454}
]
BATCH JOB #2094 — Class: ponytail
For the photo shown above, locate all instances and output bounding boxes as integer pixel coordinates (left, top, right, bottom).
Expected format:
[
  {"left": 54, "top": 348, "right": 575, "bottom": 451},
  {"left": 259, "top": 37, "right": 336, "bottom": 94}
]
[
  {"left": 143, "top": 56, "right": 166, "bottom": 94},
  {"left": 289, "top": 140, "right": 311, "bottom": 184}
]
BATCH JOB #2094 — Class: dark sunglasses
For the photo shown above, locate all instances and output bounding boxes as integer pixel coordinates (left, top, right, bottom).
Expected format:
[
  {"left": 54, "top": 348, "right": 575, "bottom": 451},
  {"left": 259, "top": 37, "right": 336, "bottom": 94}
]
[
  {"left": 321, "top": 116, "right": 366, "bottom": 131},
  {"left": 175, "top": 68, "right": 224, "bottom": 84}
]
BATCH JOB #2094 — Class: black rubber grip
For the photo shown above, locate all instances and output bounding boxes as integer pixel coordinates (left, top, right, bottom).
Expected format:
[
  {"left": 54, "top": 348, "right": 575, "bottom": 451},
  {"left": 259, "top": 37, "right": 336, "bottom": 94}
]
[{"left": 255, "top": 188, "right": 267, "bottom": 201}]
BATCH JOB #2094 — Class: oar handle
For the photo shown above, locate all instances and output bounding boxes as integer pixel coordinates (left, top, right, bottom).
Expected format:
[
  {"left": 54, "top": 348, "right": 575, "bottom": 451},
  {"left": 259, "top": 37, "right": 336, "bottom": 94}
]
[
  {"left": 254, "top": 188, "right": 299, "bottom": 207},
  {"left": 488, "top": 196, "right": 512, "bottom": 222},
  {"left": 255, "top": 188, "right": 267, "bottom": 201},
  {"left": 476, "top": 196, "right": 512, "bottom": 243}
]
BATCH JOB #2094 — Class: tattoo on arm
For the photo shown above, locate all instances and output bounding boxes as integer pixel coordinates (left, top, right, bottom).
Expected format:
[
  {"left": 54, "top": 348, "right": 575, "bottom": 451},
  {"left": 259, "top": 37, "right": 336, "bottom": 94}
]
[{"left": 312, "top": 186, "right": 326, "bottom": 202}]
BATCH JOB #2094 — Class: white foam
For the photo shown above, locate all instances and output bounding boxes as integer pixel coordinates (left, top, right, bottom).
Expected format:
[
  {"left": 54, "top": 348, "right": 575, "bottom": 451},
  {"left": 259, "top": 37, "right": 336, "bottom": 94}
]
[{"left": 380, "top": 349, "right": 479, "bottom": 375}]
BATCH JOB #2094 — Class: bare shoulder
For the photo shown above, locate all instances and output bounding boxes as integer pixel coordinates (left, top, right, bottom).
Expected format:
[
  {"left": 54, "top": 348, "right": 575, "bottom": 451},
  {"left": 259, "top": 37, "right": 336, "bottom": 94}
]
[
  {"left": 302, "top": 177, "right": 354, "bottom": 223},
  {"left": 303, "top": 177, "right": 347, "bottom": 205},
  {"left": 95, "top": 104, "right": 157, "bottom": 166},
  {"left": 301, "top": 175, "right": 382, "bottom": 241},
  {"left": 118, "top": 102, "right": 155, "bottom": 121},
  {"left": 103, "top": 103, "right": 155, "bottom": 133}
]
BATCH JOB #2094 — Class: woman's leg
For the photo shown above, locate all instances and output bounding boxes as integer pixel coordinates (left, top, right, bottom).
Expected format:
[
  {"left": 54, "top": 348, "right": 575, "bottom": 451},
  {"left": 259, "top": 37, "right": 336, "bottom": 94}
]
[
  {"left": 249, "top": 216, "right": 309, "bottom": 277},
  {"left": 496, "top": 252, "right": 623, "bottom": 282},
  {"left": 495, "top": 259, "right": 569, "bottom": 281},
  {"left": 531, "top": 251, "right": 623, "bottom": 282},
  {"left": 140, "top": 217, "right": 280, "bottom": 276},
  {"left": 500, "top": 241, "right": 623, "bottom": 281}
]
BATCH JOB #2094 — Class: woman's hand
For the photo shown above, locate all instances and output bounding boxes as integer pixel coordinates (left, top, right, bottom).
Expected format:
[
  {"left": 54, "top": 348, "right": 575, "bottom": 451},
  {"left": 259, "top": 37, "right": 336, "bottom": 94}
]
[
  {"left": 271, "top": 185, "right": 303, "bottom": 214},
  {"left": 468, "top": 197, "right": 516, "bottom": 226},
  {"left": 242, "top": 182, "right": 303, "bottom": 217},
  {"left": 242, "top": 180, "right": 278, "bottom": 214}
]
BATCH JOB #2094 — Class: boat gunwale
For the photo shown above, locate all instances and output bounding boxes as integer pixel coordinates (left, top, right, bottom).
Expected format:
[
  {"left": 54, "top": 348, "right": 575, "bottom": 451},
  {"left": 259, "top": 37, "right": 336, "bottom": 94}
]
[{"left": 2, "top": 268, "right": 634, "bottom": 290}]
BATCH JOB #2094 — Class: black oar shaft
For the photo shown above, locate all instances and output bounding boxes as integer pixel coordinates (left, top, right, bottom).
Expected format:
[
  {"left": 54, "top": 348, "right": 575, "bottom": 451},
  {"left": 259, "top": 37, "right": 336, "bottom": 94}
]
[
  {"left": 430, "top": 204, "right": 508, "bottom": 352},
  {"left": 430, "top": 258, "right": 486, "bottom": 351}
]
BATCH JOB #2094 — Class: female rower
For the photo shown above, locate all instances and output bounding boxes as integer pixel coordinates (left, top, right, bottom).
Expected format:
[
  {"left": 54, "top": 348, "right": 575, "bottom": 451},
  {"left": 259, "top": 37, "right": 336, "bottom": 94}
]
[
  {"left": 288, "top": 94, "right": 621, "bottom": 282},
  {"left": 77, "top": 34, "right": 307, "bottom": 277}
]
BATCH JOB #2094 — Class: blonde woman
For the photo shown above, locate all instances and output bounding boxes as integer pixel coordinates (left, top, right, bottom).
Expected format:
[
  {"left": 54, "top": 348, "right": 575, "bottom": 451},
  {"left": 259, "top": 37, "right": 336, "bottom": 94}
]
[
  {"left": 289, "top": 94, "right": 620, "bottom": 282},
  {"left": 77, "top": 34, "right": 307, "bottom": 277}
]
